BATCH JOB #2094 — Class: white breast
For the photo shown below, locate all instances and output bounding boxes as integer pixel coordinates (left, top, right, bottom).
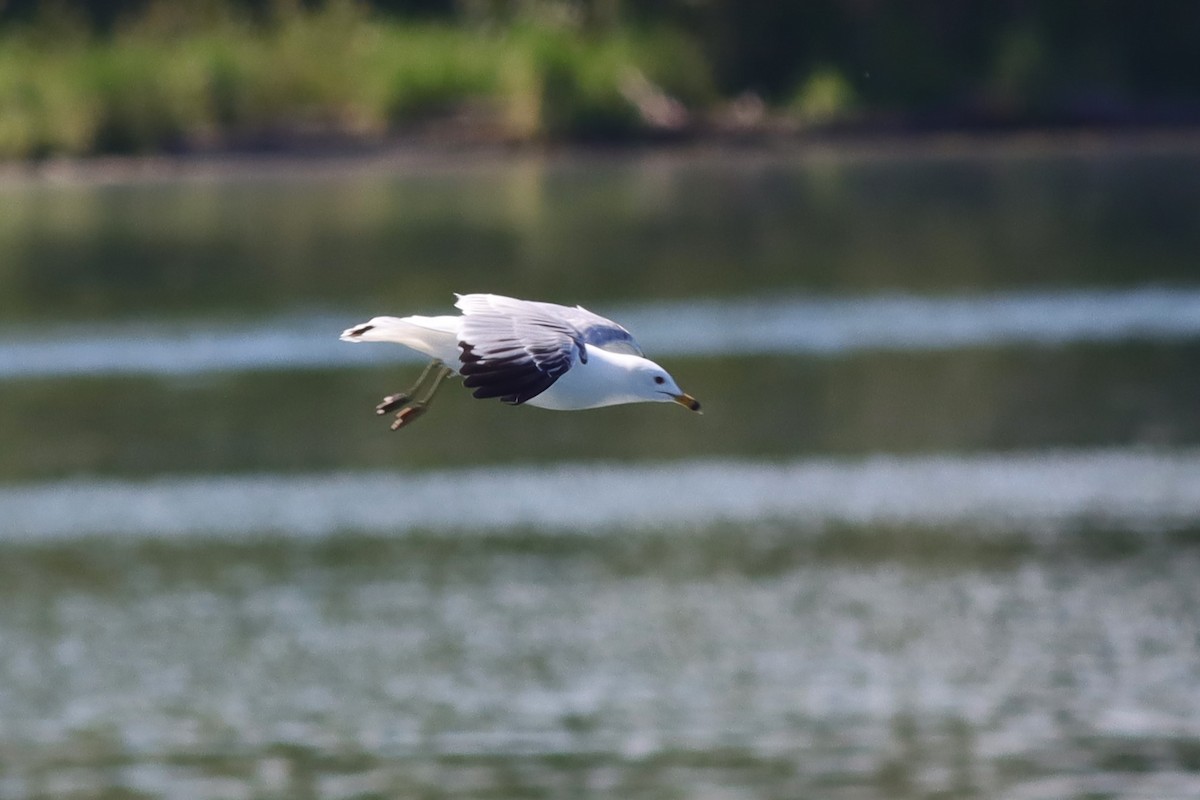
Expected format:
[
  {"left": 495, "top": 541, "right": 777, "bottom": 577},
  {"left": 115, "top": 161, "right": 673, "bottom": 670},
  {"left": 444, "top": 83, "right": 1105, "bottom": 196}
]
[{"left": 525, "top": 346, "right": 650, "bottom": 410}]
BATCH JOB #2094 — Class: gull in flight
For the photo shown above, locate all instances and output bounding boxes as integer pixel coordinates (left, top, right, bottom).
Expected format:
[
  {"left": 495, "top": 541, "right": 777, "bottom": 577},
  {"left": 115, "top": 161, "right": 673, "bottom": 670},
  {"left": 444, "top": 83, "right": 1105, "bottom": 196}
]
[{"left": 341, "top": 293, "right": 702, "bottom": 430}]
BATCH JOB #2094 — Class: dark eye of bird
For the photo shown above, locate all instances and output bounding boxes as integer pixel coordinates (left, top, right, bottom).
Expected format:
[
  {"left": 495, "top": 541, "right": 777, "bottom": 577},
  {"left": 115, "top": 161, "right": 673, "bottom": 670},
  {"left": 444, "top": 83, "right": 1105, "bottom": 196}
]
[{"left": 654, "top": 375, "right": 665, "bottom": 385}]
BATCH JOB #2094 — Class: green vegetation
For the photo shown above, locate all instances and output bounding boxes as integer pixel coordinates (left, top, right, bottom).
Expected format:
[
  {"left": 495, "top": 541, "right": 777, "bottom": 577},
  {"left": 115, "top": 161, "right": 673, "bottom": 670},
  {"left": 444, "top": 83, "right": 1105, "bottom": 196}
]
[
  {"left": 0, "top": 0, "right": 1197, "bottom": 159},
  {"left": 0, "top": 2, "right": 714, "bottom": 158}
]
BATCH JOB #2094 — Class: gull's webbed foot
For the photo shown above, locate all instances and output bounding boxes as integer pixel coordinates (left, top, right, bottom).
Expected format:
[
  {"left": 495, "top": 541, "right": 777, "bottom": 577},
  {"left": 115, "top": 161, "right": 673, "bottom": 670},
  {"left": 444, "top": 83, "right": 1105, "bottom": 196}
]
[
  {"left": 389, "top": 404, "right": 427, "bottom": 430},
  {"left": 375, "top": 393, "right": 411, "bottom": 416},
  {"left": 371, "top": 360, "right": 453, "bottom": 432}
]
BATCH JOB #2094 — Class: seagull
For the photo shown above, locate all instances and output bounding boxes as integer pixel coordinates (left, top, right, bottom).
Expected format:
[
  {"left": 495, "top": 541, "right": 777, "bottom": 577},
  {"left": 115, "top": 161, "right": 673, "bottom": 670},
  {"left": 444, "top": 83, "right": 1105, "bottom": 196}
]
[{"left": 341, "top": 293, "right": 701, "bottom": 430}]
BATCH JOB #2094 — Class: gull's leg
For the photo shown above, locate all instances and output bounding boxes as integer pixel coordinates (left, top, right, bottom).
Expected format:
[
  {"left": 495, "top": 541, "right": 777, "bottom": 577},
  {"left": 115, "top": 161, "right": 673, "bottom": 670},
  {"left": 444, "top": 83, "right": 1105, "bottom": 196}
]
[
  {"left": 389, "top": 364, "right": 453, "bottom": 431},
  {"left": 417, "top": 364, "right": 453, "bottom": 404},
  {"left": 375, "top": 359, "right": 441, "bottom": 416}
]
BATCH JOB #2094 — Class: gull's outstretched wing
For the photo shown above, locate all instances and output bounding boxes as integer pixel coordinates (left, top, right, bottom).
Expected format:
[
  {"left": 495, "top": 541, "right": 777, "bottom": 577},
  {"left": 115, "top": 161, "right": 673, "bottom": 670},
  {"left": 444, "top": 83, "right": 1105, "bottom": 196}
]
[
  {"left": 454, "top": 294, "right": 589, "bottom": 405},
  {"left": 548, "top": 303, "right": 644, "bottom": 356}
]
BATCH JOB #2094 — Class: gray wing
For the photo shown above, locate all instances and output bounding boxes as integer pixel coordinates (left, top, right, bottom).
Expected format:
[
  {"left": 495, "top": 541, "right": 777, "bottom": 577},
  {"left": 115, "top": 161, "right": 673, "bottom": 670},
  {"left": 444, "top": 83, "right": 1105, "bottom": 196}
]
[
  {"left": 454, "top": 294, "right": 588, "bottom": 405},
  {"left": 549, "top": 303, "right": 644, "bottom": 356}
]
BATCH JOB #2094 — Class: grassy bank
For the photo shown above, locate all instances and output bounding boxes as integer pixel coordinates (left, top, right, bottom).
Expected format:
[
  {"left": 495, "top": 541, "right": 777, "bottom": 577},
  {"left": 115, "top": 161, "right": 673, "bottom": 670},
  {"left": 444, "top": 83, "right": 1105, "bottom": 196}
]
[
  {"left": 0, "top": 3, "right": 720, "bottom": 159},
  {"left": 6, "top": 1, "right": 1194, "bottom": 161}
]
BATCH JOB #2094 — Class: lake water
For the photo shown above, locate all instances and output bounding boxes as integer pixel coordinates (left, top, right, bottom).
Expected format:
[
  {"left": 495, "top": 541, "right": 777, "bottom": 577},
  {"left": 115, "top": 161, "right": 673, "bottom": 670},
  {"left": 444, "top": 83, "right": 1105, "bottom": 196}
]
[{"left": 2, "top": 143, "right": 1200, "bottom": 799}]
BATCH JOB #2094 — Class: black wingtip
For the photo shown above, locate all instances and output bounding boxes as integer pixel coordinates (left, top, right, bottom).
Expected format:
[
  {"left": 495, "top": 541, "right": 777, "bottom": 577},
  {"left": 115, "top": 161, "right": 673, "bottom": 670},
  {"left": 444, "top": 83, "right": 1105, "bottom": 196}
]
[{"left": 457, "top": 340, "right": 556, "bottom": 405}]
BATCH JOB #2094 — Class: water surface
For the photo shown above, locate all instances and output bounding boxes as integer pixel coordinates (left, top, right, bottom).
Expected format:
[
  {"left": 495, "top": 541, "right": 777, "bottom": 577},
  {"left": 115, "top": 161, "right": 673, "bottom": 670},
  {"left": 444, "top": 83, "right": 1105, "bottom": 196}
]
[{"left": 2, "top": 144, "right": 1199, "bottom": 799}]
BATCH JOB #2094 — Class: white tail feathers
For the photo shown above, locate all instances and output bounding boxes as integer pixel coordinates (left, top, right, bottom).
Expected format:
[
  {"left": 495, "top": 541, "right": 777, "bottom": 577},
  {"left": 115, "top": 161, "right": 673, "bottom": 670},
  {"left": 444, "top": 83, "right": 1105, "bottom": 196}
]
[{"left": 340, "top": 315, "right": 462, "bottom": 364}]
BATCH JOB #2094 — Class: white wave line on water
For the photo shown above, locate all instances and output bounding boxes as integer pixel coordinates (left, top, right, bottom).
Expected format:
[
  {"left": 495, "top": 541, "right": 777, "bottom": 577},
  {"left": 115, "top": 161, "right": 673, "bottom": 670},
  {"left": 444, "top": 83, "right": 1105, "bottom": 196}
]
[
  {"left": 2, "top": 286, "right": 1200, "bottom": 379},
  {"left": 2, "top": 449, "right": 1199, "bottom": 543}
]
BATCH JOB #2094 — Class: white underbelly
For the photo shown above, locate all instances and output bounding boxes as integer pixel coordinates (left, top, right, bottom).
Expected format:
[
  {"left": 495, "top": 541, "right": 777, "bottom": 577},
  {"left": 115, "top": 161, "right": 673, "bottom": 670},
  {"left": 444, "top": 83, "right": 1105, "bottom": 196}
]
[{"left": 521, "top": 346, "right": 633, "bottom": 410}]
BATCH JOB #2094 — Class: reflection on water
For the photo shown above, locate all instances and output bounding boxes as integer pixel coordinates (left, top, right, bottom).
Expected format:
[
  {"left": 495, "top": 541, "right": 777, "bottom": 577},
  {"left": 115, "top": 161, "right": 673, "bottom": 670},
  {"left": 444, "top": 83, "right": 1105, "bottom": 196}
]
[
  {"left": 4, "top": 449, "right": 1200, "bottom": 542},
  {"left": 2, "top": 146, "right": 1200, "bottom": 799},
  {"left": 3, "top": 286, "right": 1200, "bottom": 378},
  {"left": 2, "top": 146, "right": 1200, "bottom": 321}
]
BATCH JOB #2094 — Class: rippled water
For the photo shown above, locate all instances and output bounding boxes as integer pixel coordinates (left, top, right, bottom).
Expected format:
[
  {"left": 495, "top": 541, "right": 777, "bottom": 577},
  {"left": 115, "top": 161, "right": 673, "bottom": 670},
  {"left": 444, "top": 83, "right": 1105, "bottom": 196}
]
[
  {"left": 5, "top": 450, "right": 1200, "bottom": 541},
  {"left": 2, "top": 144, "right": 1200, "bottom": 799}
]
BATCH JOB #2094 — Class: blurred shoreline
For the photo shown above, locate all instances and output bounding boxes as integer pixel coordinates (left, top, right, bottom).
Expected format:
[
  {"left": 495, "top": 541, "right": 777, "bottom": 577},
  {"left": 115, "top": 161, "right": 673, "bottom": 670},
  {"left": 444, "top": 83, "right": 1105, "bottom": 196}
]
[{"left": 3, "top": 125, "right": 1199, "bottom": 187}]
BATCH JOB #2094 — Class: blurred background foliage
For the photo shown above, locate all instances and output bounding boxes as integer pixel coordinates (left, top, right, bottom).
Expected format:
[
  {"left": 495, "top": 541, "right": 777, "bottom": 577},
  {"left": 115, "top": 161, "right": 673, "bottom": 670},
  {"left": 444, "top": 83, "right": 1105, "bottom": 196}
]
[{"left": 0, "top": 0, "right": 1197, "bottom": 158}]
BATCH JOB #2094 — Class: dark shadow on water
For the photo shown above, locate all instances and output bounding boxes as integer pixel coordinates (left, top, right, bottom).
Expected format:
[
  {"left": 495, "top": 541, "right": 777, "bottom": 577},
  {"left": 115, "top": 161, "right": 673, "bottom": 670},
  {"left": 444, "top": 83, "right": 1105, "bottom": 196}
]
[{"left": 3, "top": 341, "right": 1200, "bottom": 481}]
